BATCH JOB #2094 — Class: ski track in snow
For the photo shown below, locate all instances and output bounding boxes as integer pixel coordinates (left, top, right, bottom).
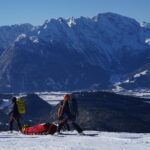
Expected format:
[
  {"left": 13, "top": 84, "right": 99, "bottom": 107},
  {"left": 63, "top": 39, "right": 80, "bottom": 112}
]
[{"left": 0, "top": 131, "right": 150, "bottom": 150}]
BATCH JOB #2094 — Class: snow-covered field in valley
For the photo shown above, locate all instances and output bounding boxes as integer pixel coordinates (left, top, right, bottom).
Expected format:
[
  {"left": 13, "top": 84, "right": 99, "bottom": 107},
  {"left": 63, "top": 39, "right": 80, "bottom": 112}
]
[
  {"left": 35, "top": 91, "right": 68, "bottom": 105},
  {"left": 0, "top": 131, "right": 150, "bottom": 150}
]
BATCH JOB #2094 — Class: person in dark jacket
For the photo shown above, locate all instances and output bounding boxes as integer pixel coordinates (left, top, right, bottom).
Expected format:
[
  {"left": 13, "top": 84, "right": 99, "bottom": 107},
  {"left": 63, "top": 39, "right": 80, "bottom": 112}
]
[
  {"left": 57, "top": 94, "right": 83, "bottom": 134},
  {"left": 57, "top": 100, "right": 70, "bottom": 131},
  {"left": 8, "top": 97, "right": 22, "bottom": 132}
]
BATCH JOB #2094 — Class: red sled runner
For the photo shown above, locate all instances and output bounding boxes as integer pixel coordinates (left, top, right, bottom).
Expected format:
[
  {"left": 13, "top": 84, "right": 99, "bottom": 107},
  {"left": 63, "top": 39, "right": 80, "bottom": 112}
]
[{"left": 22, "top": 123, "right": 57, "bottom": 135}]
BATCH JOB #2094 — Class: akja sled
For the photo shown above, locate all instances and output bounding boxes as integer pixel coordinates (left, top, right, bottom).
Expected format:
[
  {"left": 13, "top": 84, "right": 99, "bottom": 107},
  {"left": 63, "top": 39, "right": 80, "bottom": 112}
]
[{"left": 22, "top": 123, "right": 57, "bottom": 135}]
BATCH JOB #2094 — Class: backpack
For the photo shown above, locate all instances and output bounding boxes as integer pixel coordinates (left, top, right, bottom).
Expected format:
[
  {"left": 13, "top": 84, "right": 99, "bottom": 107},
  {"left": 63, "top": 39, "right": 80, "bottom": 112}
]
[
  {"left": 68, "top": 98, "right": 78, "bottom": 117},
  {"left": 16, "top": 98, "right": 26, "bottom": 114}
]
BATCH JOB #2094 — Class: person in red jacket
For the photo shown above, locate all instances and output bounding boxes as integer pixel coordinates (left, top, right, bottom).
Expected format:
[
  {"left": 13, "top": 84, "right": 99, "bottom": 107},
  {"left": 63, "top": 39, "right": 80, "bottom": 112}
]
[{"left": 8, "top": 97, "right": 22, "bottom": 132}]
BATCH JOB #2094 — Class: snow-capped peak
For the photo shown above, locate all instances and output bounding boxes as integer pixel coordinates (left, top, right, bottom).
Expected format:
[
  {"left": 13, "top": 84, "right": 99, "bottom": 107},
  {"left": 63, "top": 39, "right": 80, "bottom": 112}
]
[{"left": 67, "top": 17, "right": 76, "bottom": 27}]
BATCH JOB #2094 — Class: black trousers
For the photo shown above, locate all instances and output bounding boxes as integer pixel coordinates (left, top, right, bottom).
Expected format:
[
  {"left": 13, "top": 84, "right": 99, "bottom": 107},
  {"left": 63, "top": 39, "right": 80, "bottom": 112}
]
[
  {"left": 57, "top": 118, "right": 82, "bottom": 133},
  {"left": 63, "top": 122, "right": 70, "bottom": 131},
  {"left": 9, "top": 117, "right": 22, "bottom": 131}
]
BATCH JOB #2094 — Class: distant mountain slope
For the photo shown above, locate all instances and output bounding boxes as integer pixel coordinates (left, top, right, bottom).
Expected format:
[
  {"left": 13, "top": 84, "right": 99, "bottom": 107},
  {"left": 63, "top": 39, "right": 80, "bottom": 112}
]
[
  {"left": 119, "top": 62, "right": 150, "bottom": 90},
  {"left": 0, "top": 13, "right": 150, "bottom": 92}
]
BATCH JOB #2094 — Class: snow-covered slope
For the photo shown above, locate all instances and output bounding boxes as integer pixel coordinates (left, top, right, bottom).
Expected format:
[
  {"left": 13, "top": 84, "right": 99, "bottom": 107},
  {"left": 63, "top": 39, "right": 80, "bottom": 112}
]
[
  {"left": 112, "top": 60, "right": 150, "bottom": 92},
  {"left": 0, "top": 131, "right": 150, "bottom": 150}
]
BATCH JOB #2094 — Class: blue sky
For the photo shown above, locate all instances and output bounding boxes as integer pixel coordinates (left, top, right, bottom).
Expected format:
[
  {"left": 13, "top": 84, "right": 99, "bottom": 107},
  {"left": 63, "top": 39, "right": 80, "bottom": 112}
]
[{"left": 0, "top": 0, "right": 150, "bottom": 26}]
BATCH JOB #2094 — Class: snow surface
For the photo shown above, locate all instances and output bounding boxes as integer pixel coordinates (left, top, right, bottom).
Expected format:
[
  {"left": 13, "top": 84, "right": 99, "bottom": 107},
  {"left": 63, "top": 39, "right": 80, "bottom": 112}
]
[
  {"left": 112, "top": 82, "right": 124, "bottom": 92},
  {"left": 15, "top": 34, "right": 27, "bottom": 42},
  {"left": 141, "top": 22, "right": 150, "bottom": 29},
  {"left": 29, "top": 36, "right": 39, "bottom": 43},
  {"left": 0, "top": 99, "right": 10, "bottom": 110},
  {"left": 134, "top": 70, "right": 148, "bottom": 78},
  {"left": 0, "top": 131, "right": 150, "bottom": 150},
  {"left": 145, "top": 38, "right": 150, "bottom": 45},
  {"left": 67, "top": 18, "right": 76, "bottom": 27},
  {"left": 112, "top": 82, "right": 150, "bottom": 99}
]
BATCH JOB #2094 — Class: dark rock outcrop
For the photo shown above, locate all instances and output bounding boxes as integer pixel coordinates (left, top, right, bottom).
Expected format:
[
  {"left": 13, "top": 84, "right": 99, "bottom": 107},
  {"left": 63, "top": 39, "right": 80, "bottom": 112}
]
[{"left": 22, "top": 94, "right": 52, "bottom": 125}]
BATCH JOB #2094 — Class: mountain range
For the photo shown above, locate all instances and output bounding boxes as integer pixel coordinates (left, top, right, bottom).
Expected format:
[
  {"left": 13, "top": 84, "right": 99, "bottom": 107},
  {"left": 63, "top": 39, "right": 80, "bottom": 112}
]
[{"left": 0, "top": 12, "right": 150, "bottom": 93}]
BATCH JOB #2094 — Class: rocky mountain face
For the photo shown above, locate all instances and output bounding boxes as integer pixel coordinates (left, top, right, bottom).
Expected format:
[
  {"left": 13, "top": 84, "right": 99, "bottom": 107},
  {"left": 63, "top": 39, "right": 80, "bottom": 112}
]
[
  {"left": 0, "top": 24, "right": 33, "bottom": 55},
  {"left": 0, "top": 13, "right": 150, "bottom": 92},
  {"left": 22, "top": 94, "right": 52, "bottom": 125}
]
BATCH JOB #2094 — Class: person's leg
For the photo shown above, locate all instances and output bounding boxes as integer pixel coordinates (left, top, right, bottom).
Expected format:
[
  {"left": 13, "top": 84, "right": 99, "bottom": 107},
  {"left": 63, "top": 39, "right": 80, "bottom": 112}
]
[
  {"left": 65, "top": 122, "right": 70, "bottom": 131},
  {"left": 70, "top": 118, "right": 83, "bottom": 133},
  {"left": 16, "top": 118, "right": 22, "bottom": 131},
  {"left": 62, "top": 122, "right": 70, "bottom": 131},
  {"left": 57, "top": 119, "right": 68, "bottom": 133},
  {"left": 72, "top": 122, "right": 83, "bottom": 133},
  {"left": 9, "top": 117, "right": 15, "bottom": 131},
  {"left": 57, "top": 122, "right": 64, "bottom": 133}
]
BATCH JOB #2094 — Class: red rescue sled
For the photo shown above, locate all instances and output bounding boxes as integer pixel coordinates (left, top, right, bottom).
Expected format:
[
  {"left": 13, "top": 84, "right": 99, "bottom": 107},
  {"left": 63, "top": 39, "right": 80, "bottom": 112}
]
[{"left": 22, "top": 123, "right": 57, "bottom": 135}]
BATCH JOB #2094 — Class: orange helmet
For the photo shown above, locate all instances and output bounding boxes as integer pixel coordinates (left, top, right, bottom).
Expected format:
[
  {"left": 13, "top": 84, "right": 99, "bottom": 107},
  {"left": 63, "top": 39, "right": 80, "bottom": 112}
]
[{"left": 64, "top": 94, "right": 70, "bottom": 102}]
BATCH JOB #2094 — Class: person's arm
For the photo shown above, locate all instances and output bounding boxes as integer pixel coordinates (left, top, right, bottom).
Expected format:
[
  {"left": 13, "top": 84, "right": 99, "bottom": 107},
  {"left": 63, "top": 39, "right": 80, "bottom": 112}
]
[
  {"left": 59, "top": 101, "right": 67, "bottom": 118},
  {"left": 57, "top": 105, "right": 62, "bottom": 118}
]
